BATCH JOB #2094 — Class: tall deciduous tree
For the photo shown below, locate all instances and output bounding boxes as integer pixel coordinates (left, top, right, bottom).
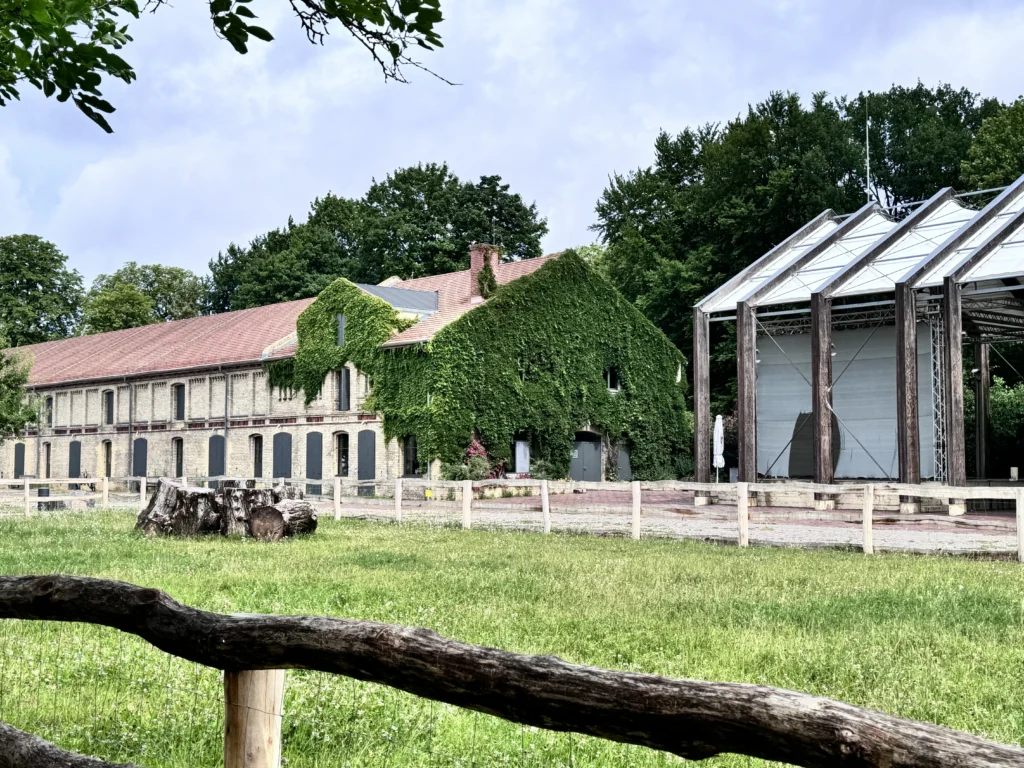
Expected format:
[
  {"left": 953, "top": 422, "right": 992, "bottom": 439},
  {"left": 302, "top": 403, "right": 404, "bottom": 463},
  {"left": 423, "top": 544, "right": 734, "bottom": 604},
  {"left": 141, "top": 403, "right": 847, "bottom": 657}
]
[
  {"left": 210, "top": 164, "right": 548, "bottom": 310},
  {"left": 0, "top": 335, "right": 35, "bottom": 441},
  {"left": 80, "top": 282, "right": 158, "bottom": 334},
  {"left": 961, "top": 97, "right": 1024, "bottom": 190},
  {"left": 88, "top": 261, "right": 206, "bottom": 321},
  {"left": 1, "top": 0, "right": 445, "bottom": 132},
  {"left": 0, "top": 235, "right": 83, "bottom": 347}
]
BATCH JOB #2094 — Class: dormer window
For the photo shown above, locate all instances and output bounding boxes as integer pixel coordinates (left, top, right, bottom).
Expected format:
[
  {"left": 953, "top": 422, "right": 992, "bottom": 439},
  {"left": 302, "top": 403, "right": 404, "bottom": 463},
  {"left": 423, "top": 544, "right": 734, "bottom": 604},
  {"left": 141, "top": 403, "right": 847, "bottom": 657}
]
[
  {"left": 605, "top": 367, "right": 621, "bottom": 392},
  {"left": 337, "top": 314, "right": 346, "bottom": 345}
]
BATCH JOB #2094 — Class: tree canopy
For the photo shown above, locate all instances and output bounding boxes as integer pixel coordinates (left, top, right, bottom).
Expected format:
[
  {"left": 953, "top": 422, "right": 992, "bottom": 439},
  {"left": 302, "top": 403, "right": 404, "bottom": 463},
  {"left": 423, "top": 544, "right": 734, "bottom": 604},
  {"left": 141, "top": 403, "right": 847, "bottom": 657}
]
[
  {"left": 0, "top": 235, "right": 83, "bottom": 347},
  {"left": 1, "top": 0, "right": 445, "bottom": 132},
  {"left": 0, "top": 336, "right": 35, "bottom": 441},
  {"left": 961, "top": 97, "right": 1024, "bottom": 190},
  {"left": 88, "top": 261, "right": 206, "bottom": 322},
  {"left": 210, "top": 163, "right": 548, "bottom": 311},
  {"left": 80, "top": 281, "right": 158, "bottom": 334}
]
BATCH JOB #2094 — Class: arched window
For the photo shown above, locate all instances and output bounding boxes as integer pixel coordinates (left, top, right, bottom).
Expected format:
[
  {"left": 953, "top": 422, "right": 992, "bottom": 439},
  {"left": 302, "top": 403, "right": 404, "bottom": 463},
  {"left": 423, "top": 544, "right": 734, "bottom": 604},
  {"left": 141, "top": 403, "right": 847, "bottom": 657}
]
[
  {"left": 102, "top": 440, "right": 113, "bottom": 478},
  {"left": 208, "top": 434, "right": 226, "bottom": 477},
  {"left": 171, "top": 438, "right": 183, "bottom": 478},
  {"left": 335, "top": 432, "right": 349, "bottom": 476},
  {"left": 132, "top": 437, "right": 148, "bottom": 478},
  {"left": 251, "top": 435, "right": 263, "bottom": 478},
  {"left": 103, "top": 390, "right": 115, "bottom": 425},
  {"left": 172, "top": 384, "right": 185, "bottom": 421},
  {"left": 272, "top": 433, "right": 292, "bottom": 479},
  {"left": 45, "top": 397, "right": 53, "bottom": 428}
]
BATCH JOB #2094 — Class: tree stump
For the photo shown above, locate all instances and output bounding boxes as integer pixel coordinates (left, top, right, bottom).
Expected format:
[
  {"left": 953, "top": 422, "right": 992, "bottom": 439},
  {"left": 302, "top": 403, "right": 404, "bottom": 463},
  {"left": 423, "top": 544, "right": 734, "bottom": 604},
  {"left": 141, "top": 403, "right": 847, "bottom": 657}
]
[
  {"left": 276, "top": 499, "right": 318, "bottom": 536},
  {"left": 220, "top": 487, "right": 276, "bottom": 537},
  {"left": 250, "top": 507, "right": 287, "bottom": 541},
  {"left": 273, "top": 484, "right": 304, "bottom": 502},
  {"left": 219, "top": 478, "right": 257, "bottom": 489},
  {"left": 136, "top": 479, "right": 220, "bottom": 536}
]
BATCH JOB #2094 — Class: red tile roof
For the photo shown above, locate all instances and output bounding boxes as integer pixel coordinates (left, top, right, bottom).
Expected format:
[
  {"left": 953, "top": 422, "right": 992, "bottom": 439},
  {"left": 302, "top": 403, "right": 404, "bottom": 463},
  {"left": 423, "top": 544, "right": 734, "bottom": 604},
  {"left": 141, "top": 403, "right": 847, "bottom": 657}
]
[
  {"left": 382, "top": 256, "right": 557, "bottom": 347},
  {"left": 11, "top": 255, "right": 557, "bottom": 387},
  {"left": 14, "top": 299, "right": 314, "bottom": 387}
]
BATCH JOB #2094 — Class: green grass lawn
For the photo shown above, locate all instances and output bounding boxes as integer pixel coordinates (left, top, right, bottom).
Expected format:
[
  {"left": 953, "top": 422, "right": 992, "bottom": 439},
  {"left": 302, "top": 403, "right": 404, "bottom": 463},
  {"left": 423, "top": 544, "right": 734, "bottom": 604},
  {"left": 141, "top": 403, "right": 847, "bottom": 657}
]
[{"left": 0, "top": 512, "right": 1023, "bottom": 767}]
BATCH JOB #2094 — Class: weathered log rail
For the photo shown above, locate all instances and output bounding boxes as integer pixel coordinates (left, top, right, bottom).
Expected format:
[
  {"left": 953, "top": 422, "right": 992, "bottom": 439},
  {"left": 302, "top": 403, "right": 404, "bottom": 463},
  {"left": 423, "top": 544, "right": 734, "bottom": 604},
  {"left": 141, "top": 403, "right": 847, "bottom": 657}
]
[{"left": 0, "top": 575, "right": 1023, "bottom": 768}]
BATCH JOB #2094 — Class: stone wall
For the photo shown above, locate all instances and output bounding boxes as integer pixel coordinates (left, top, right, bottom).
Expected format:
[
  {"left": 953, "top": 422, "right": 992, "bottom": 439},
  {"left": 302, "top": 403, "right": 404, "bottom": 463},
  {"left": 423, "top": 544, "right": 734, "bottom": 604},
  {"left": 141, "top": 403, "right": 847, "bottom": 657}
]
[{"left": 1, "top": 360, "right": 402, "bottom": 485}]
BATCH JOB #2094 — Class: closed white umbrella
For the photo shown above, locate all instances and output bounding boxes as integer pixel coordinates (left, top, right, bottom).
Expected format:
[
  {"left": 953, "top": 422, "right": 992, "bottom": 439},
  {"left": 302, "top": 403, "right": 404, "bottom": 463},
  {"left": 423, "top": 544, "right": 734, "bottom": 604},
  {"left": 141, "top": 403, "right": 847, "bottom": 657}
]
[{"left": 713, "top": 415, "right": 725, "bottom": 482}]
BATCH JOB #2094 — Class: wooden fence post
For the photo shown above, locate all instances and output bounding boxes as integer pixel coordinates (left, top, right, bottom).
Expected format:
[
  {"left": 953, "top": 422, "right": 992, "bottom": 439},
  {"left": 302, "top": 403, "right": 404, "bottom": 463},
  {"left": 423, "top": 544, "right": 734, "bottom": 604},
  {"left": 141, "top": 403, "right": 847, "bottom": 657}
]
[
  {"left": 333, "top": 477, "right": 341, "bottom": 521},
  {"left": 23, "top": 477, "right": 30, "bottom": 517},
  {"left": 541, "top": 480, "right": 550, "bottom": 534},
  {"left": 139, "top": 477, "right": 147, "bottom": 511},
  {"left": 1017, "top": 489, "right": 1024, "bottom": 564},
  {"left": 224, "top": 669, "right": 285, "bottom": 768},
  {"left": 631, "top": 481, "right": 641, "bottom": 540},
  {"left": 101, "top": 477, "right": 109, "bottom": 508},
  {"left": 395, "top": 478, "right": 403, "bottom": 523},
  {"left": 862, "top": 483, "right": 874, "bottom": 555},
  {"left": 462, "top": 480, "right": 472, "bottom": 529},
  {"left": 737, "top": 482, "right": 749, "bottom": 547}
]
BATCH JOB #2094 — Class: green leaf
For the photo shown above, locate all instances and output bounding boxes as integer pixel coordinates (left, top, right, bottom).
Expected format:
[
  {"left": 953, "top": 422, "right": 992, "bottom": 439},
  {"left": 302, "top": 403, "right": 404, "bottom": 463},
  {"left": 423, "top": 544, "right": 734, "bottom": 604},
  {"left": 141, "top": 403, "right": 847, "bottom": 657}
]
[
  {"left": 234, "top": 5, "right": 256, "bottom": 18},
  {"left": 42, "top": 80, "right": 55, "bottom": 98},
  {"left": 209, "top": 0, "right": 232, "bottom": 15},
  {"left": 245, "top": 25, "right": 274, "bottom": 42},
  {"left": 74, "top": 98, "right": 113, "bottom": 133}
]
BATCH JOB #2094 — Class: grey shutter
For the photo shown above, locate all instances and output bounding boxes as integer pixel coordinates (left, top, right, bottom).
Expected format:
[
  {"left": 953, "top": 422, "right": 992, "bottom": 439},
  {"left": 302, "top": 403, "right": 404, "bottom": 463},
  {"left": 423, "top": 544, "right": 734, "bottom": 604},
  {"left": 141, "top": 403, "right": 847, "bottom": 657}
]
[
  {"left": 174, "top": 439, "right": 183, "bottom": 478},
  {"left": 357, "top": 430, "right": 375, "bottom": 496},
  {"left": 253, "top": 436, "right": 263, "bottom": 478},
  {"left": 175, "top": 385, "right": 185, "bottom": 420},
  {"left": 69, "top": 441, "right": 81, "bottom": 478},
  {"left": 305, "top": 431, "right": 323, "bottom": 495},
  {"left": 13, "top": 444, "right": 24, "bottom": 479},
  {"left": 105, "top": 391, "right": 114, "bottom": 425},
  {"left": 132, "top": 438, "right": 148, "bottom": 477},
  {"left": 273, "top": 433, "right": 292, "bottom": 478},
  {"left": 208, "top": 435, "right": 226, "bottom": 477}
]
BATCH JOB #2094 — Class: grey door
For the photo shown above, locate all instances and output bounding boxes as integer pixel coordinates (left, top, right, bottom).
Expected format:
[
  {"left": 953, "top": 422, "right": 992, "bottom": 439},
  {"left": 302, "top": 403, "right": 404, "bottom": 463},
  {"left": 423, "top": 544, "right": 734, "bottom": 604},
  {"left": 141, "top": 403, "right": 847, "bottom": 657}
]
[
  {"left": 13, "top": 443, "right": 24, "bottom": 479},
  {"left": 617, "top": 443, "right": 632, "bottom": 482},
  {"left": 357, "top": 430, "right": 375, "bottom": 496},
  {"left": 209, "top": 435, "right": 226, "bottom": 477},
  {"left": 569, "top": 433, "right": 601, "bottom": 482},
  {"left": 132, "top": 438, "right": 148, "bottom": 477},
  {"left": 272, "top": 433, "right": 292, "bottom": 479},
  {"left": 306, "top": 431, "right": 322, "bottom": 495}
]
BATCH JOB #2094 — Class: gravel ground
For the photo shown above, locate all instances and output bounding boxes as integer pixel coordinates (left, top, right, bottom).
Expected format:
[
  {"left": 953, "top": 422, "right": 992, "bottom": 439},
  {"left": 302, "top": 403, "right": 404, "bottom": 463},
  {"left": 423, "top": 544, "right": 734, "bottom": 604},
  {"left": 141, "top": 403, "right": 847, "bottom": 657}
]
[{"left": 328, "top": 498, "right": 1018, "bottom": 557}]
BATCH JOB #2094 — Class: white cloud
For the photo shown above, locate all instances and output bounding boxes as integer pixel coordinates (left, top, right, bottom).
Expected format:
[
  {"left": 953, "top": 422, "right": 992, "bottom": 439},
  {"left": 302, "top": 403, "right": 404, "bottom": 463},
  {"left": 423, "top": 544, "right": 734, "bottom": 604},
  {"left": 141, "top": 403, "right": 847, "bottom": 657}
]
[{"left": 0, "top": 147, "right": 30, "bottom": 234}]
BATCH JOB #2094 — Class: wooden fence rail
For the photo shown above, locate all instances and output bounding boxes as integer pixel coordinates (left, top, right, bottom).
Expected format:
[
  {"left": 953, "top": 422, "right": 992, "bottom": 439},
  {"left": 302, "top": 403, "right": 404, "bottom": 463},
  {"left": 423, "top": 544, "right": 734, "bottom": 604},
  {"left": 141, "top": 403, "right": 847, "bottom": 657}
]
[{"left": 1, "top": 575, "right": 1023, "bottom": 768}]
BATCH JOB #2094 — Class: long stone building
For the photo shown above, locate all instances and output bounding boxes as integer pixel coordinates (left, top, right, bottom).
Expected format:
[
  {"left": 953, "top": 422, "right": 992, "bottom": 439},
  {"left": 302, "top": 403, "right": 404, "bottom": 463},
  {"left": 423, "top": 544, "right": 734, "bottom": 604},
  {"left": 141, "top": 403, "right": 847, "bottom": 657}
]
[
  {"left": 1, "top": 246, "right": 691, "bottom": 485},
  {"left": 0, "top": 249, "right": 550, "bottom": 485}
]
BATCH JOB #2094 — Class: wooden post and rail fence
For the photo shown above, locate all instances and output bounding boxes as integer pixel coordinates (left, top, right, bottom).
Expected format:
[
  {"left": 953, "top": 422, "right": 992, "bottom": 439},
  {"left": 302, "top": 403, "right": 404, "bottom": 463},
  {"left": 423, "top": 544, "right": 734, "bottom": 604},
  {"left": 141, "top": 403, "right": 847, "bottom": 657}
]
[
  {"left": 0, "top": 574, "right": 1022, "bottom": 768},
  {"left": 7, "top": 475, "right": 1024, "bottom": 561}
]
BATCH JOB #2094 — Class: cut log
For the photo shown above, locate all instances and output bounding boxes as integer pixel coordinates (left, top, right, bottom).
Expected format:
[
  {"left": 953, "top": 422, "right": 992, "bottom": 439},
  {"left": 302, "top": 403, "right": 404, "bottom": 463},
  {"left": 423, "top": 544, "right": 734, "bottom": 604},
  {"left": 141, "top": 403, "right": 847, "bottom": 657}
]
[
  {"left": 250, "top": 507, "right": 286, "bottom": 541},
  {"left": 219, "top": 478, "right": 256, "bottom": 490},
  {"left": 136, "top": 478, "right": 220, "bottom": 536},
  {"left": 273, "top": 484, "right": 304, "bottom": 502},
  {"left": 219, "top": 487, "right": 276, "bottom": 537},
  {"left": 275, "top": 499, "right": 318, "bottom": 536},
  {"left": 0, "top": 718, "right": 142, "bottom": 768}
]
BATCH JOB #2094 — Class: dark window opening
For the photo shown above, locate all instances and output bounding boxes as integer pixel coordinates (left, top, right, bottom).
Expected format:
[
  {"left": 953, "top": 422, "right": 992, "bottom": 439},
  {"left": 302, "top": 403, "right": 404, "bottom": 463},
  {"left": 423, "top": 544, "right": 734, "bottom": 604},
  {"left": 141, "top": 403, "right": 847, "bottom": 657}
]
[
  {"left": 45, "top": 397, "right": 53, "bottom": 428},
  {"left": 252, "top": 435, "right": 263, "bottom": 478},
  {"left": 104, "top": 441, "right": 113, "bottom": 478},
  {"left": 172, "top": 438, "right": 183, "bottom": 478},
  {"left": 43, "top": 443, "right": 51, "bottom": 479},
  {"left": 208, "top": 434, "right": 226, "bottom": 477},
  {"left": 338, "top": 368, "right": 351, "bottom": 411},
  {"left": 103, "top": 390, "right": 114, "bottom": 425},
  {"left": 336, "top": 433, "right": 349, "bottom": 476},
  {"left": 337, "top": 314, "right": 346, "bottom": 345},
  {"left": 402, "top": 435, "right": 420, "bottom": 477},
  {"left": 173, "top": 384, "right": 186, "bottom": 421},
  {"left": 605, "top": 367, "right": 620, "bottom": 391}
]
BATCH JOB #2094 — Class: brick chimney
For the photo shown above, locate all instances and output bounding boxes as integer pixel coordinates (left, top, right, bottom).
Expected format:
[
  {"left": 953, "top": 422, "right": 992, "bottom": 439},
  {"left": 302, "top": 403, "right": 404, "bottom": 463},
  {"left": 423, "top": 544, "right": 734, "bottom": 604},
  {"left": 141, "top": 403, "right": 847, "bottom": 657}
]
[{"left": 469, "top": 244, "right": 499, "bottom": 298}]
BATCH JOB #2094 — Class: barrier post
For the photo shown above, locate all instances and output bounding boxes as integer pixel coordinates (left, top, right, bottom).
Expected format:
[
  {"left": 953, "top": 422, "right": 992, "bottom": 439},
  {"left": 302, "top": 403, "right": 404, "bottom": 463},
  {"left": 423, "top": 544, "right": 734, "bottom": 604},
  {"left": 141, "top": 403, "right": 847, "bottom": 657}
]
[
  {"left": 139, "top": 477, "right": 147, "bottom": 510},
  {"left": 1017, "top": 490, "right": 1024, "bottom": 564},
  {"left": 737, "top": 481, "right": 749, "bottom": 547},
  {"left": 102, "top": 476, "right": 109, "bottom": 508},
  {"left": 862, "top": 483, "right": 874, "bottom": 555},
  {"left": 462, "top": 479, "right": 472, "bottom": 529},
  {"left": 334, "top": 477, "right": 341, "bottom": 521},
  {"left": 541, "top": 480, "right": 550, "bottom": 534},
  {"left": 395, "top": 478, "right": 403, "bottom": 523},
  {"left": 631, "top": 481, "right": 641, "bottom": 540},
  {"left": 23, "top": 477, "right": 30, "bottom": 517},
  {"left": 224, "top": 669, "right": 285, "bottom": 768}
]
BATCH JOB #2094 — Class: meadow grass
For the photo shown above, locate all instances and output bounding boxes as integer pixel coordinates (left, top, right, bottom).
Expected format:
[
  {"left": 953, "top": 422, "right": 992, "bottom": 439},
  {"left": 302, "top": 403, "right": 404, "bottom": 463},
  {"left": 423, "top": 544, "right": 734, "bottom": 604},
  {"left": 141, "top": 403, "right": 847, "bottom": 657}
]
[{"left": 0, "top": 511, "right": 1022, "bottom": 766}]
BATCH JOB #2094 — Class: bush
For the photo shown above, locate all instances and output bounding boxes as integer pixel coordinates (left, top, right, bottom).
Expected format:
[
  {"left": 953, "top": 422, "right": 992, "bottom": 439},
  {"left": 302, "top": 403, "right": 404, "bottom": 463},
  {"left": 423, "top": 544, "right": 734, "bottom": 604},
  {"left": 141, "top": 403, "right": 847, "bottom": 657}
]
[
  {"left": 528, "top": 459, "right": 563, "bottom": 480},
  {"left": 440, "top": 454, "right": 491, "bottom": 481}
]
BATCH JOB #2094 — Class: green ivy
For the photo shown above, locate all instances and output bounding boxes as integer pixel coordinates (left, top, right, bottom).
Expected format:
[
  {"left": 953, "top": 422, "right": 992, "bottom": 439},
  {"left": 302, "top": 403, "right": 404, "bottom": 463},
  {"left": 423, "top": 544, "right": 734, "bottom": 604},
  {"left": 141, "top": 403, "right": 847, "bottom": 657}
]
[{"left": 275, "top": 253, "right": 692, "bottom": 480}]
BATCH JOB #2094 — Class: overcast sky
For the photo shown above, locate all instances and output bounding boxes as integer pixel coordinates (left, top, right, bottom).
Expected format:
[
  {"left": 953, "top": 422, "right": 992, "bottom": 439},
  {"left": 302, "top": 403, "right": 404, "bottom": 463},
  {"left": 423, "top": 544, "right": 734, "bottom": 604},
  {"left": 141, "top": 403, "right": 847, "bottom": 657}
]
[{"left": 2, "top": 0, "right": 1023, "bottom": 286}]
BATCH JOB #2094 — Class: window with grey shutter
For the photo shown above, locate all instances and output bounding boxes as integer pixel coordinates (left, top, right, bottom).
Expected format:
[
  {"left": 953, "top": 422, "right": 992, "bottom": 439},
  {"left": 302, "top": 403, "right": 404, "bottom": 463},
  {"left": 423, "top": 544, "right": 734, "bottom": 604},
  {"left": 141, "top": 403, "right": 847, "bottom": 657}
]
[
  {"left": 104, "top": 391, "right": 114, "bottom": 425},
  {"left": 337, "top": 314, "right": 345, "bottom": 345},
  {"left": 173, "top": 384, "right": 185, "bottom": 420},
  {"left": 338, "top": 368, "right": 351, "bottom": 411}
]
